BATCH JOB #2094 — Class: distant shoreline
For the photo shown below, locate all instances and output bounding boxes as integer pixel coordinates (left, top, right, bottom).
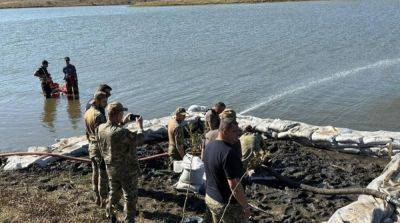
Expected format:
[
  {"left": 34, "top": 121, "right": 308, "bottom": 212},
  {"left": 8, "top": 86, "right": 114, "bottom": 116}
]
[
  {"left": 133, "top": 0, "right": 315, "bottom": 7},
  {"left": 0, "top": 0, "right": 130, "bottom": 9},
  {"left": 0, "top": 0, "right": 315, "bottom": 9}
]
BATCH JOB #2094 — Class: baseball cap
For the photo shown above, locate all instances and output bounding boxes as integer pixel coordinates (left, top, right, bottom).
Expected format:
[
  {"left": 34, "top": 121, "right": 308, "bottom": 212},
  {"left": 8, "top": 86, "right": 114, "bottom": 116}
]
[
  {"left": 96, "top": 84, "right": 112, "bottom": 97},
  {"left": 107, "top": 102, "right": 128, "bottom": 115},
  {"left": 64, "top": 57, "right": 70, "bottom": 61},
  {"left": 174, "top": 107, "right": 187, "bottom": 116},
  {"left": 42, "top": 60, "right": 49, "bottom": 65},
  {"left": 219, "top": 108, "right": 237, "bottom": 124}
]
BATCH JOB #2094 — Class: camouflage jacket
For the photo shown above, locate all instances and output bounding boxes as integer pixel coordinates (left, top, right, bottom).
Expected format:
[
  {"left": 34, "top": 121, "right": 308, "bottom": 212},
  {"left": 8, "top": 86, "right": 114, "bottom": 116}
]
[
  {"left": 84, "top": 105, "right": 107, "bottom": 143},
  {"left": 98, "top": 121, "right": 144, "bottom": 171},
  {"left": 167, "top": 117, "right": 185, "bottom": 148},
  {"left": 240, "top": 132, "right": 265, "bottom": 164}
]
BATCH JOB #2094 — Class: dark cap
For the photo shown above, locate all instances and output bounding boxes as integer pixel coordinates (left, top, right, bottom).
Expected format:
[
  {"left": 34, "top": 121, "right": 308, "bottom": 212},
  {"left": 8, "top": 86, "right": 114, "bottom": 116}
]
[
  {"left": 107, "top": 101, "right": 128, "bottom": 115},
  {"left": 96, "top": 84, "right": 112, "bottom": 97},
  {"left": 215, "top": 102, "right": 226, "bottom": 108},
  {"left": 64, "top": 57, "right": 70, "bottom": 61},
  {"left": 97, "top": 84, "right": 112, "bottom": 92},
  {"left": 42, "top": 60, "right": 49, "bottom": 65}
]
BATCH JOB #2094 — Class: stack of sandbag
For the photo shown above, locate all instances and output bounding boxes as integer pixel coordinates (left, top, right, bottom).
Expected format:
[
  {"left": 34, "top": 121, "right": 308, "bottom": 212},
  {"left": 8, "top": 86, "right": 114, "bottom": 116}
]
[
  {"left": 174, "top": 154, "right": 205, "bottom": 193},
  {"left": 327, "top": 154, "right": 400, "bottom": 223},
  {"left": 3, "top": 135, "right": 88, "bottom": 170}
]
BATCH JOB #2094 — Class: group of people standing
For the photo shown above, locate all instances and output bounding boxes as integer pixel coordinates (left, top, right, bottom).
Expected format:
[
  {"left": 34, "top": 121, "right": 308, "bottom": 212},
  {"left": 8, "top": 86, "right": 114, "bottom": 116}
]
[
  {"left": 83, "top": 83, "right": 265, "bottom": 223},
  {"left": 34, "top": 57, "right": 79, "bottom": 99}
]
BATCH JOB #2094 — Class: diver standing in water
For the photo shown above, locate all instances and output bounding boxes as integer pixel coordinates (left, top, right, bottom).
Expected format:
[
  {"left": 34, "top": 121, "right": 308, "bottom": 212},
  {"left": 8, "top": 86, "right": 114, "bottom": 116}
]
[
  {"left": 34, "top": 60, "right": 53, "bottom": 98},
  {"left": 63, "top": 57, "right": 79, "bottom": 99}
]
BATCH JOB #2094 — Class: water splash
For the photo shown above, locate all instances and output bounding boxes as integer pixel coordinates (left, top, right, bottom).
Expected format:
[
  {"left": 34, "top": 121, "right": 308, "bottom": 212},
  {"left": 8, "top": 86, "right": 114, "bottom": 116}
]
[{"left": 239, "top": 58, "right": 400, "bottom": 115}]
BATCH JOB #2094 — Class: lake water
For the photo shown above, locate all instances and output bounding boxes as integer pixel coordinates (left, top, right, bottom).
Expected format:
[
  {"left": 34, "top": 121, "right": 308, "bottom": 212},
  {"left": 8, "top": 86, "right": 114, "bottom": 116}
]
[{"left": 1, "top": 0, "right": 400, "bottom": 152}]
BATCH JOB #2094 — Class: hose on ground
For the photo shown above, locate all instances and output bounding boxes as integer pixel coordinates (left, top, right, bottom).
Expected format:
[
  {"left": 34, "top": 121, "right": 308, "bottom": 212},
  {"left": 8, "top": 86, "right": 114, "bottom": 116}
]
[
  {"left": 260, "top": 164, "right": 400, "bottom": 207},
  {"left": 0, "top": 152, "right": 169, "bottom": 163}
]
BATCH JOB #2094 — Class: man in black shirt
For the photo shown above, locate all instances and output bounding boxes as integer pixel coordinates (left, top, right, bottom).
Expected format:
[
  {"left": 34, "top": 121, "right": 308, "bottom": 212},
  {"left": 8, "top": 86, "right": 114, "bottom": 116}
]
[{"left": 204, "top": 109, "right": 250, "bottom": 223}]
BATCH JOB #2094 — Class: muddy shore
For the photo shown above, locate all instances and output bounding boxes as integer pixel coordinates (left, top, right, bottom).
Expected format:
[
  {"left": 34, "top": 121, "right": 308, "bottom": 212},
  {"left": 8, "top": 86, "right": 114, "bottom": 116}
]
[{"left": 0, "top": 139, "right": 388, "bottom": 222}]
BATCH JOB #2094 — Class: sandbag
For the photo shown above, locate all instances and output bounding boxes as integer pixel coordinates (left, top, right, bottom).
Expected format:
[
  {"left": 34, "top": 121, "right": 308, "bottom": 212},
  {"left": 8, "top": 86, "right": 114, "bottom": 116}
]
[
  {"left": 268, "top": 119, "right": 299, "bottom": 132},
  {"left": 335, "top": 130, "right": 363, "bottom": 144},
  {"left": 311, "top": 126, "right": 339, "bottom": 143},
  {"left": 253, "top": 118, "right": 275, "bottom": 133},
  {"left": 177, "top": 155, "right": 205, "bottom": 188},
  {"left": 187, "top": 105, "right": 208, "bottom": 113},
  {"left": 363, "top": 136, "right": 392, "bottom": 146},
  {"left": 286, "top": 123, "right": 317, "bottom": 140}
]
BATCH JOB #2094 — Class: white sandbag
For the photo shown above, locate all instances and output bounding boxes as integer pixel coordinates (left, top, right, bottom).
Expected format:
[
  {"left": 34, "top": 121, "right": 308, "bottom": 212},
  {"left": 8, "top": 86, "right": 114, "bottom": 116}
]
[
  {"left": 311, "top": 126, "right": 339, "bottom": 143},
  {"left": 268, "top": 119, "right": 299, "bottom": 132},
  {"left": 253, "top": 118, "right": 275, "bottom": 133},
  {"left": 391, "top": 140, "right": 400, "bottom": 149},
  {"left": 237, "top": 116, "right": 265, "bottom": 130},
  {"left": 335, "top": 130, "right": 363, "bottom": 144},
  {"left": 327, "top": 154, "right": 400, "bottom": 223},
  {"left": 3, "top": 155, "right": 46, "bottom": 170},
  {"left": 178, "top": 154, "right": 205, "bottom": 186},
  {"left": 277, "top": 131, "right": 291, "bottom": 139},
  {"left": 174, "top": 181, "right": 201, "bottom": 193},
  {"left": 287, "top": 123, "right": 317, "bottom": 140},
  {"left": 187, "top": 105, "right": 208, "bottom": 113},
  {"left": 363, "top": 136, "right": 392, "bottom": 146},
  {"left": 181, "top": 154, "right": 204, "bottom": 170},
  {"left": 341, "top": 148, "right": 360, "bottom": 154},
  {"left": 337, "top": 143, "right": 360, "bottom": 148},
  {"left": 3, "top": 136, "right": 88, "bottom": 171},
  {"left": 178, "top": 168, "right": 205, "bottom": 186},
  {"left": 27, "top": 146, "right": 51, "bottom": 153}
]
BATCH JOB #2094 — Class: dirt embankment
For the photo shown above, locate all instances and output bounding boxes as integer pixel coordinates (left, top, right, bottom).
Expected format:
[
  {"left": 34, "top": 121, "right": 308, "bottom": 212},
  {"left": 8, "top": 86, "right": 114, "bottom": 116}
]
[{"left": 0, "top": 140, "right": 388, "bottom": 222}]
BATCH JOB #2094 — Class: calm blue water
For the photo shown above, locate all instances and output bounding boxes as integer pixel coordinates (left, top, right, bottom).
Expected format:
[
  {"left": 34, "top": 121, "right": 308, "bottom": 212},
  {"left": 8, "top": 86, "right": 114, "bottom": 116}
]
[{"left": 1, "top": 1, "right": 400, "bottom": 151}]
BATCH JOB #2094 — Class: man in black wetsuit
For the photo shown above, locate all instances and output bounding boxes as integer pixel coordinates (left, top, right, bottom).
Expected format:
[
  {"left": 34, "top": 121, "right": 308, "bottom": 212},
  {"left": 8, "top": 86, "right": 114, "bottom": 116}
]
[{"left": 34, "top": 60, "right": 52, "bottom": 98}]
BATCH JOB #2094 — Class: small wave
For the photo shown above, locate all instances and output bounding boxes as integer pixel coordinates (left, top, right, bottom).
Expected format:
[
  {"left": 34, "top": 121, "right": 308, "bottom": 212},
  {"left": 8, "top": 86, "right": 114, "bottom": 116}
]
[{"left": 239, "top": 58, "right": 400, "bottom": 115}]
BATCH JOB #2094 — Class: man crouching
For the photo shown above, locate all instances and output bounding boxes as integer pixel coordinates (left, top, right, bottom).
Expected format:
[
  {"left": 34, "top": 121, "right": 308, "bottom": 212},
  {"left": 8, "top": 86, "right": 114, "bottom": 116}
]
[{"left": 98, "top": 102, "right": 144, "bottom": 223}]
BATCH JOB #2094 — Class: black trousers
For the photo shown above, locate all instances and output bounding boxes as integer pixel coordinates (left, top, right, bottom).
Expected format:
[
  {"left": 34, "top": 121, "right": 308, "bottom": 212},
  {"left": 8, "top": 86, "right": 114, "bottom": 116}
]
[
  {"left": 41, "top": 83, "right": 52, "bottom": 98},
  {"left": 66, "top": 80, "right": 79, "bottom": 97}
]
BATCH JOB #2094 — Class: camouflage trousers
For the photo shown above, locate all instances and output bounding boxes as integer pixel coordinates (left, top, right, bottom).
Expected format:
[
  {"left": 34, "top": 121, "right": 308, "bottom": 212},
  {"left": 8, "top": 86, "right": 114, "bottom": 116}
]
[
  {"left": 89, "top": 142, "right": 109, "bottom": 203},
  {"left": 205, "top": 196, "right": 247, "bottom": 223},
  {"left": 106, "top": 166, "right": 138, "bottom": 223}
]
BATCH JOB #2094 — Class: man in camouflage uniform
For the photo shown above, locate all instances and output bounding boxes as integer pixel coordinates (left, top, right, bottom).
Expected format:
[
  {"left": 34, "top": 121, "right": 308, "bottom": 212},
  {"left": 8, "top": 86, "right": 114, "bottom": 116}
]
[
  {"left": 167, "top": 107, "right": 187, "bottom": 162},
  {"left": 98, "top": 102, "right": 144, "bottom": 223},
  {"left": 240, "top": 125, "right": 265, "bottom": 170},
  {"left": 84, "top": 92, "right": 108, "bottom": 207},
  {"left": 205, "top": 102, "right": 226, "bottom": 132}
]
